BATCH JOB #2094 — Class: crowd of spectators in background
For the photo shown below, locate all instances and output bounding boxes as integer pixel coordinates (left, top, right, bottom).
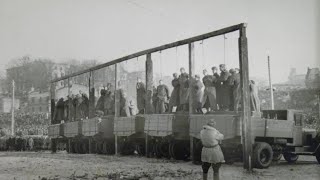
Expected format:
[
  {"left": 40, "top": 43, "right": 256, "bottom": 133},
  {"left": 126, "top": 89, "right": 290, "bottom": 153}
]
[{"left": 0, "top": 112, "right": 49, "bottom": 136}]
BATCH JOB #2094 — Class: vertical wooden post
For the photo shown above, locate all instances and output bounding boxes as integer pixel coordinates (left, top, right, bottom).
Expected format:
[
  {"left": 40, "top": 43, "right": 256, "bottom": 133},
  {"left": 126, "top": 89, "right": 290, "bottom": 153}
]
[
  {"left": 68, "top": 78, "right": 72, "bottom": 122},
  {"left": 89, "top": 71, "right": 95, "bottom": 118},
  {"left": 239, "top": 24, "right": 252, "bottom": 171},
  {"left": 50, "top": 82, "right": 56, "bottom": 124},
  {"left": 145, "top": 53, "right": 153, "bottom": 157},
  {"left": 114, "top": 64, "right": 119, "bottom": 155},
  {"left": 188, "top": 42, "right": 195, "bottom": 161},
  {"left": 145, "top": 53, "right": 154, "bottom": 114}
]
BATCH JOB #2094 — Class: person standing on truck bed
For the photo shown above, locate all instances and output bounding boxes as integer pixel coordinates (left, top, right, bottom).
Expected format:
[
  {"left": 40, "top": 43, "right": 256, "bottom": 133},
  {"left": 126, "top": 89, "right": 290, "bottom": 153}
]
[
  {"left": 192, "top": 74, "right": 204, "bottom": 113},
  {"left": 178, "top": 67, "right": 189, "bottom": 112},
  {"left": 249, "top": 80, "right": 261, "bottom": 112},
  {"left": 168, "top": 73, "right": 180, "bottom": 113},
  {"left": 200, "top": 119, "right": 225, "bottom": 180},
  {"left": 202, "top": 69, "right": 218, "bottom": 112},
  {"left": 96, "top": 89, "right": 106, "bottom": 113},
  {"left": 156, "top": 80, "right": 170, "bottom": 114},
  {"left": 217, "top": 64, "right": 231, "bottom": 111}
]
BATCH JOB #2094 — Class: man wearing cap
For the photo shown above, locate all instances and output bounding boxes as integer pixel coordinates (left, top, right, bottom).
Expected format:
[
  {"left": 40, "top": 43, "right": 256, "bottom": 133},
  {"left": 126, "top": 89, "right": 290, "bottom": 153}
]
[
  {"left": 136, "top": 77, "right": 146, "bottom": 114},
  {"left": 156, "top": 80, "right": 170, "bottom": 114},
  {"left": 202, "top": 69, "right": 218, "bottom": 112},
  {"left": 200, "top": 119, "right": 225, "bottom": 180},
  {"left": 217, "top": 64, "right": 231, "bottom": 111},
  {"left": 227, "top": 69, "right": 236, "bottom": 111},
  {"left": 178, "top": 67, "right": 189, "bottom": 111},
  {"left": 169, "top": 73, "right": 180, "bottom": 112},
  {"left": 192, "top": 74, "right": 204, "bottom": 113}
]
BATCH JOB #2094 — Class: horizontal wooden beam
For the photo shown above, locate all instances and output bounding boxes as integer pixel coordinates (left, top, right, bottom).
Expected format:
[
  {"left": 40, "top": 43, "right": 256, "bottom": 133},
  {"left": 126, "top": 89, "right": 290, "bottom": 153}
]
[{"left": 51, "top": 23, "right": 246, "bottom": 83}]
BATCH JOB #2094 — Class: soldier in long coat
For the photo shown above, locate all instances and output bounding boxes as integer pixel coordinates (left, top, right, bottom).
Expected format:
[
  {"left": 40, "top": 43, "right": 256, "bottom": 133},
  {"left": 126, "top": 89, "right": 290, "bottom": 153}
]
[
  {"left": 202, "top": 69, "right": 218, "bottom": 112},
  {"left": 192, "top": 75, "right": 204, "bottom": 113},
  {"left": 54, "top": 98, "right": 65, "bottom": 124},
  {"left": 249, "top": 80, "right": 261, "bottom": 112},
  {"left": 168, "top": 73, "right": 180, "bottom": 112},
  {"left": 217, "top": 64, "right": 231, "bottom": 111},
  {"left": 152, "top": 86, "right": 158, "bottom": 113},
  {"left": 155, "top": 80, "right": 170, "bottom": 114},
  {"left": 178, "top": 67, "right": 189, "bottom": 111},
  {"left": 136, "top": 78, "right": 146, "bottom": 114}
]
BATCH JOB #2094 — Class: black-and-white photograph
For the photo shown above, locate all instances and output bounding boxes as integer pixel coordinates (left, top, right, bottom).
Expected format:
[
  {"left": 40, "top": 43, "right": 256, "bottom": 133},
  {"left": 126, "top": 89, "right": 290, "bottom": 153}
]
[{"left": 0, "top": 0, "right": 319, "bottom": 179}]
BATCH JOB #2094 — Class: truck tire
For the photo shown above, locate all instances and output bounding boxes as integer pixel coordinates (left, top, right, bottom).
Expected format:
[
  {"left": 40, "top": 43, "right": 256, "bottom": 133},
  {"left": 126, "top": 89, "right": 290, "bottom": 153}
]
[
  {"left": 283, "top": 153, "right": 298, "bottom": 163},
  {"left": 252, "top": 142, "right": 273, "bottom": 169}
]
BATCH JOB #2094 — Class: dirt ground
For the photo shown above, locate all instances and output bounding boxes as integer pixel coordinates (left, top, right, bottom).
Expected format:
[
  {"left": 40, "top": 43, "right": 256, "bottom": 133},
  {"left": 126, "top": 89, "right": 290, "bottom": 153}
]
[{"left": 0, "top": 151, "right": 319, "bottom": 180}]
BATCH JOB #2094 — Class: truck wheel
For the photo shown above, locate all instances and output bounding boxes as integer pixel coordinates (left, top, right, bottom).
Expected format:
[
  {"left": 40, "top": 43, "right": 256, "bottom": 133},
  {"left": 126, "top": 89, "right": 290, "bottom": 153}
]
[
  {"left": 283, "top": 153, "right": 299, "bottom": 163},
  {"left": 252, "top": 142, "right": 273, "bottom": 169}
]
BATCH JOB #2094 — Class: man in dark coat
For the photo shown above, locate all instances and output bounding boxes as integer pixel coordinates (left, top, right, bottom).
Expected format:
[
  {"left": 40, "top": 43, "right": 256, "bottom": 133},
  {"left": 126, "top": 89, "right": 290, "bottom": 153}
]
[
  {"left": 217, "top": 64, "right": 231, "bottom": 111},
  {"left": 168, "top": 73, "right": 180, "bottom": 112},
  {"left": 179, "top": 67, "right": 189, "bottom": 112},
  {"left": 202, "top": 69, "right": 218, "bottom": 112},
  {"left": 96, "top": 89, "right": 106, "bottom": 113},
  {"left": 192, "top": 74, "right": 204, "bottom": 113},
  {"left": 229, "top": 68, "right": 241, "bottom": 111},
  {"left": 152, "top": 86, "right": 158, "bottom": 113},
  {"left": 117, "top": 81, "right": 130, "bottom": 117},
  {"left": 156, "top": 80, "right": 170, "bottom": 114},
  {"left": 105, "top": 83, "right": 115, "bottom": 115},
  {"left": 136, "top": 78, "right": 146, "bottom": 114},
  {"left": 54, "top": 98, "right": 65, "bottom": 124},
  {"left": 80, "top": 93, "right": 89, "bottom": 119}
]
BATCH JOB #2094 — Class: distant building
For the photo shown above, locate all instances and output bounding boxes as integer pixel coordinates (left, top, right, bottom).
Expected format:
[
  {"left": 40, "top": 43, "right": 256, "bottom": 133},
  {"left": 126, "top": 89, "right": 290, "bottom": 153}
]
[
  {"left": 0, "top": 96, "right": 20, "bottom": 113},
  {"left": 305, "top": 68, "right": 320, "bottom": 89},
  {"left": 52, "top": 63, "right": 70, "bottom": 89},
  {"left": 287, "top": 68, "right": 306, "bottom": 87},
  {"left": 27, "top": 90, "right": 50, "bottom": 113}
]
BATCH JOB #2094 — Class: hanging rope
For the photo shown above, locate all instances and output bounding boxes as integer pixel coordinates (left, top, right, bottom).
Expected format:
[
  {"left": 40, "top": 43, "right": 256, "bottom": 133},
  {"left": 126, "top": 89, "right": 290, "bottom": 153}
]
[
  {"left": 175, "top": 46, "right": 178, "bottom": 73},
  {"left": 159, "top": 51, "right": 163, "bottom": 79},
  {"left": 224, "top": 34, "right": 227, "bottom": 64},
  {"left": 200, "top": 40, "right": 205, "bottom": 70}
]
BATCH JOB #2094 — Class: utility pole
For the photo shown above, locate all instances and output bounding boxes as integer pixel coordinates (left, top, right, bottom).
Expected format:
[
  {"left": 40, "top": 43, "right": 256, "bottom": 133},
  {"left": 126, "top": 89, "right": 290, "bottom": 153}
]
[
  {"left": 11, "top": 80, "right": 15, "bottom": 136},
  {"left": 268, "top": 55, "right": 274, "bottom": 109}
]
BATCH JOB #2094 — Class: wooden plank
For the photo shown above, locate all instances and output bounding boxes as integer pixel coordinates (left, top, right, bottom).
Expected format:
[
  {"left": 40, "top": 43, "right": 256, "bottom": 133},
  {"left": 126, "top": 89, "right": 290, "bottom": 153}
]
[
  {"left": 188, "top": 42, "right": 195, "bottom": 114},
  {"left": 51, "top": 23, "right": 245, "bottom": 83},
  {"left": 114, "top": 64, "right": 119, "bottom": 155},
  {"left": 238, "top": 25, "right": 252, "bottom": 171}
]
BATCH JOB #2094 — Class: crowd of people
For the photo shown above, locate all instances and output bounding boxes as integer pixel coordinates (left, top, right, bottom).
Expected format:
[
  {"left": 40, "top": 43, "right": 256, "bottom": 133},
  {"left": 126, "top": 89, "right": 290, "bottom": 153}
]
[
  {"left": 0, "top": 112, "right": 49, "bottom": 136},
  {"left": 52, "top": 63, "right": 262, "bottom": 124},
  {"left": 135, "top": 64, "right": 260, "bottom": 115}
]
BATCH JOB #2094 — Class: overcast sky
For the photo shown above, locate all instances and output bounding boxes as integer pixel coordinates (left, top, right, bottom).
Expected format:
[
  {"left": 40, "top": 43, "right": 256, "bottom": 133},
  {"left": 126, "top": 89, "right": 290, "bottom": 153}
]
[{"left": 0, "top": 0, "right": 319, "bottom": 83}]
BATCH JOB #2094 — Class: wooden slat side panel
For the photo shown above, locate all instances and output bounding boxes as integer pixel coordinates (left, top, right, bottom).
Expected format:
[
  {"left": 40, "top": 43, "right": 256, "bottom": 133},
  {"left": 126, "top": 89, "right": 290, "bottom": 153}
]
[
  {"left": 144, "top": 114, "right": 174, "bottom": 137},
  {"left": 252, "top": 118, "right": 294, "bottom": 138},
  {"left": 64, "top": 121, "right": 79, "bottom": 138},
  {"left": 189, "top": 115, "right": 238, "bottom": 140},
  {"left": 82, "top": 118, "right": 99, "bottom": 137},
  {"left": 100, "top": 116, "right": 115, "bottom": 138},
  {"left": 48, "top": 124, "right": 60, "bottom": 138}
]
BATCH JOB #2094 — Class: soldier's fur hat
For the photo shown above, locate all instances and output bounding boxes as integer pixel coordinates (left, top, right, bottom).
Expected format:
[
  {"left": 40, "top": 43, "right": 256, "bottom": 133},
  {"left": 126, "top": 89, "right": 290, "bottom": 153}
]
[{"left": 207, "top": 119, "right": 216, "bottom": 127}]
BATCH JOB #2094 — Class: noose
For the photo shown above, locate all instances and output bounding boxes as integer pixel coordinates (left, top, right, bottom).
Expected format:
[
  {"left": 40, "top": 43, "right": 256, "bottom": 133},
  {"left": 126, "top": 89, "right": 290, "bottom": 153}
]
[
  {"left": 201, "top": 40, "right": 205, "bottom": 71},
  {"left": 159, "top": 51, "right": 163, "bottom": 79}
]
